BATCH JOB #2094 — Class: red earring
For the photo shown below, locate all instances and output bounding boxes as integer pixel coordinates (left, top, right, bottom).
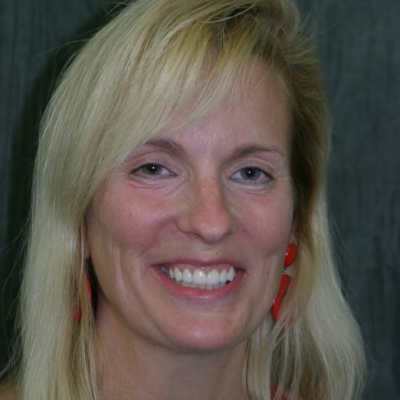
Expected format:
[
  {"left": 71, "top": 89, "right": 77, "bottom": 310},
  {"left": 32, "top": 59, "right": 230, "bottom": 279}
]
[
  {"left": 75, "top": 274, "right": 93, "bottom": 323},
  {"left": 272, "top": 243, "right": 297, "bottom": 321},
  {"left": 284, "top": 242, "right": 297, "bottom": 267}
]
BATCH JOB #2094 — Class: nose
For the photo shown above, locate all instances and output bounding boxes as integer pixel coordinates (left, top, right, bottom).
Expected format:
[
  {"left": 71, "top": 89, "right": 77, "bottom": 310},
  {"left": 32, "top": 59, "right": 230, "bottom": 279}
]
[{"left": 176, "top": 177, "right": 236, "bottom": 244}]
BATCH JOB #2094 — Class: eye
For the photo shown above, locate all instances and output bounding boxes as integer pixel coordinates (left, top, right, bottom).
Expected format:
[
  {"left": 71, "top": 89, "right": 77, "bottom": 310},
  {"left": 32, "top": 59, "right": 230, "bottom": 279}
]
[
  {"left": 132, "top": 163, "right": 173, "bottom": 178},
  {"left": 230, "top": 167, "right": 272, "bottom": 185}
]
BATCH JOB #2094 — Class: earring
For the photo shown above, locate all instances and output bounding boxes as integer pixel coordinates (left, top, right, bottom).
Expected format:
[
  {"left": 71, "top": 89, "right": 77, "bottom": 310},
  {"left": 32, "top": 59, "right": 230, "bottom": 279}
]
[
  {"left": 284, "top": 242, "right": 297, "bottom": 267},
  {"left": 75, "top": 274, "right": 93, "bottom": 323},
  {"left": 272, "top": 243, "right": 297, "bottom": 321}
]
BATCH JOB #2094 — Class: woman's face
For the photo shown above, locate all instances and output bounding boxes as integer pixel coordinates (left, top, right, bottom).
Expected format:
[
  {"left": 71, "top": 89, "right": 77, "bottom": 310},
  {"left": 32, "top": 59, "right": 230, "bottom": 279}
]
[{"left": 86, "top": 62, "right": 294, "bottom": 353}]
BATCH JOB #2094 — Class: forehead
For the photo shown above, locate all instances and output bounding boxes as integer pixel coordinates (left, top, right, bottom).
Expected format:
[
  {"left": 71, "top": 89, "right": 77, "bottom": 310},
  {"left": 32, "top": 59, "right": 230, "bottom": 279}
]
[
  {"left": 152, "top": 61, "right": 290, "bottom": 154},
  {"left": 224, "top": 61, "right": 289, "bottom": 138},
  {"left": 228, "top": 61, "right": 288, "bottom": 112}
]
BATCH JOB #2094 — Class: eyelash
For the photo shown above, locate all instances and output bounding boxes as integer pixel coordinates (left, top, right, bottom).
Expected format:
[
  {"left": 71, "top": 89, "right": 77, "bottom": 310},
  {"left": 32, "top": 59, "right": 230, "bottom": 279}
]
[
  {"left": 230, "top": 167, "right": 272, "bottom": 185},
  {"left": 132, "top": 163, "right": 174, "bottom": 179},
  {"left": 132, "top": 163, "right": 272, "bottom": 186}
]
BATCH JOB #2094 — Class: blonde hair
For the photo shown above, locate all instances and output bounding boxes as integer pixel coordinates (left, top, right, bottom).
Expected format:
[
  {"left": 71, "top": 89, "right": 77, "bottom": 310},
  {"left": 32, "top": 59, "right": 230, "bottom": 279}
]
[{"left": 8, "top": 0, "right": 365, "bottom": 399}]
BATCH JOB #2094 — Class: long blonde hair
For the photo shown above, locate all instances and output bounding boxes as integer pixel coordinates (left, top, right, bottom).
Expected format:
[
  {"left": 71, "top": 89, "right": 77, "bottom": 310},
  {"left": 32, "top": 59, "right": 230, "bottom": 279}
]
[{"left": 10, "top": 0, "right": 366, "bottom": 399}]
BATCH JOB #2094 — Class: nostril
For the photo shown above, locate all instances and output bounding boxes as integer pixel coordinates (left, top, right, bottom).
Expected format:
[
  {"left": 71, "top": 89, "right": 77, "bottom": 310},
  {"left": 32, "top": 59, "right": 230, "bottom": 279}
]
[{"left": 176, "top": 182, "right": 235, "bottom": 243}]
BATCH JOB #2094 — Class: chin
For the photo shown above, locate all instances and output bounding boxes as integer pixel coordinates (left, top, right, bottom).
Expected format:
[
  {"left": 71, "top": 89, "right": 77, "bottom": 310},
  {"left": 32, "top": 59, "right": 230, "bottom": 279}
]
[{"left": 161, "top": 318, "right": 251, "bottom": 354}]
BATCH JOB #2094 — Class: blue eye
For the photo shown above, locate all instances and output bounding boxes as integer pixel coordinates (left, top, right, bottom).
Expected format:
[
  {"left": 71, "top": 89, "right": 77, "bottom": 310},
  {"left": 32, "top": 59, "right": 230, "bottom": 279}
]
[
  {"left": 230, "top": 167, "right": 271, "bottom": 185},
  {"left": 240, "top": 167, "right": 261, "bottom": 180},
  {"left": 141, "top": 164, "right": 164, "bottom": 175},
  {"left": 133, "top": 164, "right": 172, "bottom": 178}
]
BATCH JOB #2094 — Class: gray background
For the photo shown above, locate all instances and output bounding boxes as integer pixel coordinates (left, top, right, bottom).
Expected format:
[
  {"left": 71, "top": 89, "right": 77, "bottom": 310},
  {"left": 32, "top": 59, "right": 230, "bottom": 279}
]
[{"left": 0, "top": 0, "right": 399, "bottom": 398}]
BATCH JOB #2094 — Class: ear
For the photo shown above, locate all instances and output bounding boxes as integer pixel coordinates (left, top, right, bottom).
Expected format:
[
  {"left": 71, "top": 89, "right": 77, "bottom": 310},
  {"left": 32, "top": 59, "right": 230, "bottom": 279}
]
[
  {"left": 289, "top": 214, "right": 298, "bottom": 245},
  {"left": 80, "top": 218, "right": 90, "bottom": 260},
  {"left": 84, "top": 240, "right": 90, "bottom": 259}
]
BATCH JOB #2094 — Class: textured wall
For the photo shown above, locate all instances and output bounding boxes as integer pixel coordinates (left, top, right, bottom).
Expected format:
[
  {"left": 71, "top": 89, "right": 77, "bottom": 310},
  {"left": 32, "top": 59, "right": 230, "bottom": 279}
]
[
  {"left": 296, "top": 1, "right": 400, "bottom": 398},
  {"left": 0, "top": 0, "right": 399, "bottom": 398}
]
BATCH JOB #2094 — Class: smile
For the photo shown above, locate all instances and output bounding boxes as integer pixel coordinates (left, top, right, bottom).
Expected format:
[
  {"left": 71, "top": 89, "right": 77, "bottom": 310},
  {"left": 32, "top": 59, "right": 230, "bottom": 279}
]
[{"left": 161, "top": 266, "right": 236, "bottom": 290}]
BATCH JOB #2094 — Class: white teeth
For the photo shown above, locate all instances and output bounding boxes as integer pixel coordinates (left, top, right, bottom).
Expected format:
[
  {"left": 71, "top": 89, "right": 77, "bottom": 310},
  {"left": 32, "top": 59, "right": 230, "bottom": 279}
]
[
  {"left": 193, "top": 269, "right": 207, "bottom": 285},
  {"left": 174, "top": 267, "right": 183, "bottom": 282},
  {"left": 219, "top": 269, "right": 227, "bottom": 283},
  {"left": 164, "top": 266, "right": 236, "bottom": 289},
  {"left": 206, "top": 269, "right": 219, "bottom": 286},
  {"left": 183, "top": 269, "right": 192, "bottom": 283},
  {"left": 227, "top": 267, "right": 235, "bottom": 281}
]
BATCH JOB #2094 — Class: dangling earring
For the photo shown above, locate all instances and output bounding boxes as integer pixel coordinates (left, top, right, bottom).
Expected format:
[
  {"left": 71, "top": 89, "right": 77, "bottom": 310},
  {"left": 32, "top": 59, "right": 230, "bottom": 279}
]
[
  {"left": 272, "top": 243, "right": 297, "bottom": 321},
  {"left": 284, "top": 242, "right": 297, "bottom": 267},
  {"left": 75, "top": 274, "right": 93, "bottom": 323}
]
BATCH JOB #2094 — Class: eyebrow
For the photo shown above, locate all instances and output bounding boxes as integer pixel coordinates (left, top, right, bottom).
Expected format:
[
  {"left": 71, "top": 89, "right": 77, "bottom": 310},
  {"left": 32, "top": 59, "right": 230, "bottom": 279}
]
[
  {"left": 145, "top": 138, "right": 184, "bottom": 154},
  {"left": 145, "top": 139, "right": 286, "bottom": 160},
  {"left": 230, "top": 144, "right": 287, "bottom": 159}
]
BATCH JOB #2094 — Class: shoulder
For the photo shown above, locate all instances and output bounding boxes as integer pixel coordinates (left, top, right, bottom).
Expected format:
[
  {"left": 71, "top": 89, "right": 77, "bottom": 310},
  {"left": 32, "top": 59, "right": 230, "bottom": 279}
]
[
  {"left": 0, "top": 391, "right": 16, "bottom": 400},
  {"left": 271, "top": 388, "right": 305, "bottom": 400},
  {"left": 0, "top": 380, "right": 17, "bottom": 400}
]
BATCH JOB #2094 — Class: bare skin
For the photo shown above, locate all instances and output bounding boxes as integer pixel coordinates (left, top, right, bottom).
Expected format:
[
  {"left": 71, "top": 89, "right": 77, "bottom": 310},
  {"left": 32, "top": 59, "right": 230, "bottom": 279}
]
[
  {"left": 88, "top": 61, "right": 294, "bottom": 400},
  {"left": 0, "top": 393, "right": 15, "bottom": 400},
  {"left": 0, "top": 64, "right": 305, "bottom": 400},
  {"left": 98, "top": 313, "right": 249, "bottom": 400},
  {"left": 0, "top": 379, "right": 17, "bottom": 400}
]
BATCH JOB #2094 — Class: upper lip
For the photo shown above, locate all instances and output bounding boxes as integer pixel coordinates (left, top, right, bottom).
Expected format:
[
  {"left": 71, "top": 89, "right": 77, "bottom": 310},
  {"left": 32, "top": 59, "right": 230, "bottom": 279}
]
[{"left": 154, "top": 258, "right": 243, "bottom": 271}]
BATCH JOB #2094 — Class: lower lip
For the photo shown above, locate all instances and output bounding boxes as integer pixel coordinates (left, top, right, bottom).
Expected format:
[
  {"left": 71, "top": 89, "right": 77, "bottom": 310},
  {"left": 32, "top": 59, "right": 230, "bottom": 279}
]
[{"left": 153, "top": 266, "right": 245, "bottom": 300}]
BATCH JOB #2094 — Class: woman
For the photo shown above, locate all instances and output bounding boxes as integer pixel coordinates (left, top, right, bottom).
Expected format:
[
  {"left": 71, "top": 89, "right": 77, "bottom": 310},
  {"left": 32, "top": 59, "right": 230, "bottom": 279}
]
[{"left": 0, "top": 0, "right": 365, "bottom": 399}]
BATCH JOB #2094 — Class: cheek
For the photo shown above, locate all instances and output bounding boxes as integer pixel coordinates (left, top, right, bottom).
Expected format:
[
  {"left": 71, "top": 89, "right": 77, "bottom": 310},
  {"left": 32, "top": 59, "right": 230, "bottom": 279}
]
[
  {"left": 87, "top": 188, "right": 176, "bottom": 259},
  {"left": 86, "top": 190, "right": 174, "bottom": 305},
  {"left": 236, "top": 194, "right": 294, "bottom": 251}
]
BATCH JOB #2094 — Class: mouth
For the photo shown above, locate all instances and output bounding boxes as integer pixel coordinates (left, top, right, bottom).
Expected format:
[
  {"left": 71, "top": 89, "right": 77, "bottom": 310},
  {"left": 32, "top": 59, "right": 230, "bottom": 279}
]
[{"left": 160, "top": 265, "right": 236, "bottom": 290}]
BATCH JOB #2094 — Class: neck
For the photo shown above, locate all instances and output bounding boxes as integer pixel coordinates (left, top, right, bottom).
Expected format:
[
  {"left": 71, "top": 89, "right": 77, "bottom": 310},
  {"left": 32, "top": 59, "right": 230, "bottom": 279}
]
[{"left": 97, "top": 311, "right": 249, "bottom": 400}]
